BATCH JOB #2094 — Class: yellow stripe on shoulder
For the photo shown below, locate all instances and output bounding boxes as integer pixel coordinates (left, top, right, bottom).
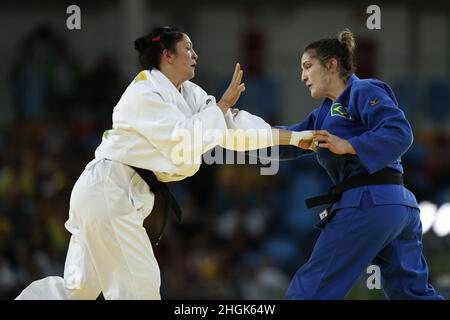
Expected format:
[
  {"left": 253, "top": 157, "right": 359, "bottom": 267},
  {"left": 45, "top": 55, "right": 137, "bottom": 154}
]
[{"left": 133, "top": 71, "right": 148, "bottom": 83}]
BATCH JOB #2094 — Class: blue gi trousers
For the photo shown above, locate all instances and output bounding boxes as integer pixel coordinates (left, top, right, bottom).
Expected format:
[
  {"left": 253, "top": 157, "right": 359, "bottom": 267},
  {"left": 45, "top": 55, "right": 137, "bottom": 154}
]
[{"left": 285, "top": 191, "right": 444, "bottom": 300}]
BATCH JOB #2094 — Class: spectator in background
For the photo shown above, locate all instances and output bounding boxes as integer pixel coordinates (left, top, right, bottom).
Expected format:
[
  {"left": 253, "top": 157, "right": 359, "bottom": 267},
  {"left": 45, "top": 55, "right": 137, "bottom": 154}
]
[{"left": 10, "top": 25, "right": 80, "bottom": 121}]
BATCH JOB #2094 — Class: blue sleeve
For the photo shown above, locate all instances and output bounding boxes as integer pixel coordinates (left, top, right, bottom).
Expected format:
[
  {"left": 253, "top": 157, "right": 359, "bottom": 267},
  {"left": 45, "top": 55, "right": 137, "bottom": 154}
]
[
  {"left": 272, "top": 108, "right": 319, "bottom": 160},
  {"left": 348, "top": 83, "right": 413, "bottom": 174},
  {"left": 275, "top": 108, "right": 318, "bottom": 132}
]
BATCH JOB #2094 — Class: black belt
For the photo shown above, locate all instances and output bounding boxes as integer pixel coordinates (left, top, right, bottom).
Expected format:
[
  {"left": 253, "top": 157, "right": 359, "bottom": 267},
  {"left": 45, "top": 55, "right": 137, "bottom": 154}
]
[
  {"left": 130, "top": 166, "right": 182, "bottom": 246},
  {"left": 305, "top": 168, "right": 404, "bottom": 228}
]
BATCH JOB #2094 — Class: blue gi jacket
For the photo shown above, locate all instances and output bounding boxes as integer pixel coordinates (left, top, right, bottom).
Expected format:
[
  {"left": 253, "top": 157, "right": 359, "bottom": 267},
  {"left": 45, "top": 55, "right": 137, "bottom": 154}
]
[{"left": 278, "top": 74, "right": 419, "bottom": 211}]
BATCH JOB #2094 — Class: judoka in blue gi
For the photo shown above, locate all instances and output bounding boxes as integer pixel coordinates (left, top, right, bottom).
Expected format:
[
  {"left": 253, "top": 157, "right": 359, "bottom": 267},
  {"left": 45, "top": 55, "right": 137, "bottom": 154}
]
[{"left": 277, "top": 29, "right": 444, "bottom": 300}]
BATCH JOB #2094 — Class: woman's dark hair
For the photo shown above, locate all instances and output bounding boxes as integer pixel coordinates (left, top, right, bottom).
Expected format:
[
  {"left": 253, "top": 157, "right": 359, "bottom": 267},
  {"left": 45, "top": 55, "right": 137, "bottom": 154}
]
[
  {"left": 303, "top": 29, "right": 356, "bottom": 82},
  {"left": 134, "top": 26, "right": 185, "bottom": 70}
]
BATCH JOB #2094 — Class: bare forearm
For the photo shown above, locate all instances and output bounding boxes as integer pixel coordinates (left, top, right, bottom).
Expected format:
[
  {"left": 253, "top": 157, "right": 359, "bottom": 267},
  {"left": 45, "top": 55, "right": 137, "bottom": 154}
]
[{"left": 217, "top": 100, "right": 230, "bottom": 115}]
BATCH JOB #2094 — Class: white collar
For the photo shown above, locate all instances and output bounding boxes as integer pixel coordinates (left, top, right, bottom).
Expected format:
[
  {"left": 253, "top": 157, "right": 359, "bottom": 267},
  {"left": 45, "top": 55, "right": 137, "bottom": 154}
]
[
  {"left": 147, "top": 68, "right": 191, "bottom": 112},
  {"left": 148, "top": 68, "right": 185, "bottom": 96}
]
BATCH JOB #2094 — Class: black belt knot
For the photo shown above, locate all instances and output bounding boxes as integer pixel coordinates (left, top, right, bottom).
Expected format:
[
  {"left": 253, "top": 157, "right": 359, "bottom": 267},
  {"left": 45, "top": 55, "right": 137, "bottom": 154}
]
[{"left": 130, "top": 166, "right": 182, "bottom": 246}]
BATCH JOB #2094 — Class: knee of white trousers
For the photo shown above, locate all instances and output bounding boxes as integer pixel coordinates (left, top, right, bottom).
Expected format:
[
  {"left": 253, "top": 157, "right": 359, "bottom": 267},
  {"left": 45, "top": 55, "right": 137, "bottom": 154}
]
[{"left": 16, "top": 276, "right": 101, "bottom": 300}]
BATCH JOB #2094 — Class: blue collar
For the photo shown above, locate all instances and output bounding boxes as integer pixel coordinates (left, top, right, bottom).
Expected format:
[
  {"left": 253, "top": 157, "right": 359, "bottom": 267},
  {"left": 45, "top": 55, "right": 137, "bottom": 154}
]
[
  {"left": 327, "top": 74, "right": 359, "bottom": 104},
  {"left": 347, "top": 74, "right": 359, "bottom": 86}
]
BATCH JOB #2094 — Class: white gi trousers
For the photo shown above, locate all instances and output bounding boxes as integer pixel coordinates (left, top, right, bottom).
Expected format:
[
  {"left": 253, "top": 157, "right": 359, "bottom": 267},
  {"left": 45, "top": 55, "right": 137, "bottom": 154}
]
[{"left": 16, "top": 158, "right": 160, "bottom": 300}]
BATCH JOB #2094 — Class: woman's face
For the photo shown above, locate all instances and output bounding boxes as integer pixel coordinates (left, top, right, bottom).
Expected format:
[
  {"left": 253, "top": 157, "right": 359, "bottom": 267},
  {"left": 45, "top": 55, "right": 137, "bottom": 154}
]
[
  {"left": 300, "top": 51, "right": 332, "bottom": 99},
  {"left": 171, "top": 33, "right": 198, "bottom": 81}
]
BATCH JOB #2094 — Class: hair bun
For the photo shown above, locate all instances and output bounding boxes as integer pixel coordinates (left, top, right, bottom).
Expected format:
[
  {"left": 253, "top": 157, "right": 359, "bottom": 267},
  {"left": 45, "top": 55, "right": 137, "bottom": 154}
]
[
  {"left": 134, "top": 26, "right": 183, "bottom": 70},
  {"left": 338, "top": 28, "right": 356, "bottom": 53},
  {"left": 134, "top": 37, "right": 147, "bottom": 53}
]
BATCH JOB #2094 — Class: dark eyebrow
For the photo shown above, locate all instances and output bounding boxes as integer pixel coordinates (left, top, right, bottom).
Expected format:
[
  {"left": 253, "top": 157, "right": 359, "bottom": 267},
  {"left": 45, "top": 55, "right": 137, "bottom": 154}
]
[{"left": 302, "top": 61, "right": 310, "bottom": 68}]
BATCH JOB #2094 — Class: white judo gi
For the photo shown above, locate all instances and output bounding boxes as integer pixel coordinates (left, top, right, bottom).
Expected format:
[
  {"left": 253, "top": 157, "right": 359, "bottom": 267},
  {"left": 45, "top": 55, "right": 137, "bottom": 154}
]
[{"left": 16, "top": 69, "right": 273, "bottom": 300}]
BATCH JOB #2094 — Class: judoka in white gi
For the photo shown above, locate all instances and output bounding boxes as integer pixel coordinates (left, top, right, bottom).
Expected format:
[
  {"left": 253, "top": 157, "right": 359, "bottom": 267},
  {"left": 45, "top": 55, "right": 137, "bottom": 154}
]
[{"left": 16, "top": 26, "right": 310, "bottom": 300}]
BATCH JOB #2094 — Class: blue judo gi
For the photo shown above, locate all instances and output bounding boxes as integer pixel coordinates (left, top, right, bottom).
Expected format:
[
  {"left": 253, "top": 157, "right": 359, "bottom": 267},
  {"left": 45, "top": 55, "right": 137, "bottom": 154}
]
[{"left": 278, "top": 74, "right": 444, "bottom": 300}]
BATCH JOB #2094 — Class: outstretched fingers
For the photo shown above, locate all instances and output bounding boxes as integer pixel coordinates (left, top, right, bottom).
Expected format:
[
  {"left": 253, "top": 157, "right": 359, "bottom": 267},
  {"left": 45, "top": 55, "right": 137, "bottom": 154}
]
[
  {"left": 231, "top": 63, "right": 240, "bottom": 83},
  {"left": 236, "top": 69, "right": 243, "bottom": 85},
  {"left": 233, "top": 63, "right": 244, "bottom": 86}
]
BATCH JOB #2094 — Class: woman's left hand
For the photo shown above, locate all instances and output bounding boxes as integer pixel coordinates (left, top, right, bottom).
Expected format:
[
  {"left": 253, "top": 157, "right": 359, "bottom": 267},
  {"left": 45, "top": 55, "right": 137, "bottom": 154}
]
[
  {"left": 218, "top": 63, "right": 246, "bottom": 110},
  {"left": 313, "top": 130, "right": 356, "bottom": 155}
]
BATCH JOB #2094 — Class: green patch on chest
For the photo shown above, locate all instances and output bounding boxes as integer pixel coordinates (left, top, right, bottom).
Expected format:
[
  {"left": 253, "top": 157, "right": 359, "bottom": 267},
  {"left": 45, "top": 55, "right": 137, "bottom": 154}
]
[{"left": 331, "top": 103, "right": 351, "bottom": 119}]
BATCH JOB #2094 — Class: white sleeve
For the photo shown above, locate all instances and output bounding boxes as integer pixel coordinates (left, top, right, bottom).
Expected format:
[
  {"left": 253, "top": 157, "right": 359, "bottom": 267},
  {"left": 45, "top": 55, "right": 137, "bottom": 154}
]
[
  {"left": 219, "top": 110, "right": 274, "bottom": 151},
  {"left": 127, "top": 86, "right": 227, "bottom": 164},
  {"left": 185, "top": 82, "right": 274, "bottom": 151}
]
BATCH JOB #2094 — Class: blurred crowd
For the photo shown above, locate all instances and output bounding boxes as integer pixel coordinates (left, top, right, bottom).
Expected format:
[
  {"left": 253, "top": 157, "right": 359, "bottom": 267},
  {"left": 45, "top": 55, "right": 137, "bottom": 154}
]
[{"left": 0, "top": 25, "right": 449, "bottom": 300}]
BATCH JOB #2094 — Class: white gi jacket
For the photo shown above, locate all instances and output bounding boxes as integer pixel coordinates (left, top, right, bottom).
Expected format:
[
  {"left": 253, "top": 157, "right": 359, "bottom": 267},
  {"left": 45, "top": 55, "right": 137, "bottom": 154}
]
[{"left": 95, "top": 68, "right": 274, "bottom": 182}]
